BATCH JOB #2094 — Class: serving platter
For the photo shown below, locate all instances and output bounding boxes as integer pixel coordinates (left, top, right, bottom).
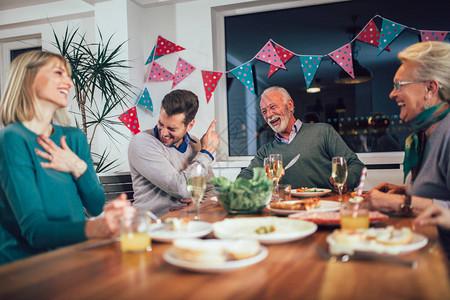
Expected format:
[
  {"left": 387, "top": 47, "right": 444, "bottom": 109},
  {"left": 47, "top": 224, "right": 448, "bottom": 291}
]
[
  {"left": 289, "top": 211, "right": 389, "bottom": 225},
  {"left": 267, "top": 200, "right": 340, "bottom": 215},
  {"left": 213, "top": 217, "right": 317, "bottom": 244}
]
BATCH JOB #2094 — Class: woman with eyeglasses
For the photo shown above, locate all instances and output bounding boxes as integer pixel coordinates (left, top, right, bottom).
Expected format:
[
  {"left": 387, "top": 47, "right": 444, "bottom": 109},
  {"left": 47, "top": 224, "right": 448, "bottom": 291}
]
[
  {"left": 366, "top": 41, "right": 450, "bottom": 252},
  {"left": 0, "top": 50, "right": 135, "bottom": 265}
]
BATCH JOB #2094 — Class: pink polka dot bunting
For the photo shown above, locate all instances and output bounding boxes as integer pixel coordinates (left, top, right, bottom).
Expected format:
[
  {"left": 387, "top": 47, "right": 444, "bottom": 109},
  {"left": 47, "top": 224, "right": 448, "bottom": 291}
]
[
  {"left": 377, "top": 18, "right": 405, "bottom": 56},
  {"left": 299, "top": 56, "right": 322, "bottom": 89},
  {"left": 155, "top": 35, "right": 185, "bottom": 57},
  {"left": 172, "top": 57, "right": 196, "bottom": 89},
  {"left": 420, "top": 30, "right": 448, "bottom": 42},
  {"left": 356, "top": 19, "right": 390, "bottom": 50},
  {"left": 138, "top": 88, "right": 153, "bottom": 112},
  {"left": 230, "top": 62, "right": 255, "bottom": 95},
  {"left": 201, "top": 70, "right": 223, "bottom": 103},
  {"left": 148, "top": 62, "right": 173, "bottom": 82},
  {"left": 328, "top": 43, "right": 354, "bottom": 79},
  {"left": 118, "top": 106, "right": 140, "bottom": 135},
  {"left": 255, "top": 41, "right": 286, "bottom": 70},
  {"left": 268, "top": 42, "right": 295, "bottom": 78}
]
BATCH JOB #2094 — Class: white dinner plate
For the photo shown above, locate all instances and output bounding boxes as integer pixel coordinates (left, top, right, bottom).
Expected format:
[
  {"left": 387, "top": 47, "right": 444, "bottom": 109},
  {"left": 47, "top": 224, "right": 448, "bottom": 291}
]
[
  {"left": 326, "top": 231, "right": 428, "bottom": 255},
  {"left": 163, "top": 244, "right": 268, "bottom": 273},
  {"left": 212, "top": 217, "right": 317, "bottom": 244},
  {"left": 267, "top": 200, "right": 340, "bottom": 215},
  {"left": 291, "top": 188, "right": 332, "bottom": 197},
  {"left": 148, "top": 221, "right": 212, "bottom": 242}
]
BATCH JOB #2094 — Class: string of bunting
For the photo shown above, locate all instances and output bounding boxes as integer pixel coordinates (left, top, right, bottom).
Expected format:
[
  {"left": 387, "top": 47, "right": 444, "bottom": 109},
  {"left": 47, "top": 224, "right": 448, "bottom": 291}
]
[{"left": 118, "top": 14, "right": 449, "bottom": 134}]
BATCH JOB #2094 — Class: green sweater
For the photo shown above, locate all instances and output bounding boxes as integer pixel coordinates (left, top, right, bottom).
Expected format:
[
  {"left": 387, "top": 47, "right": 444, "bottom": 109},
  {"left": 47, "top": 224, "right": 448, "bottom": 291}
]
[
  {"left": 238, "top": 123, "right": 364, "bottom": 190},
  {"left": 0, "top": 122, "right": 105, "bottom": 265}
]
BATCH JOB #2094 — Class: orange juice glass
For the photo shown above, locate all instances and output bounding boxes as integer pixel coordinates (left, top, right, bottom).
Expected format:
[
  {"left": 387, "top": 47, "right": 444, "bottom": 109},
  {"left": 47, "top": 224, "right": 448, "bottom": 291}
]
[{"left": 340, "top": 201, "right": 369, "bottom": 230}]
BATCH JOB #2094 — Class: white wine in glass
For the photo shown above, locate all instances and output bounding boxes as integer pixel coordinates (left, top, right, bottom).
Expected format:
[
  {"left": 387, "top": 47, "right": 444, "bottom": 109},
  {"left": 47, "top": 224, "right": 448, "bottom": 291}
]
[
  {"left": 187, "top": 165, "right": 206, "bottom": 220},
  {"left": 264, "top": 157, "right": 272, "bottom": 180},
  {"left": 331, "top": 156, "right": 348, "bottom": 202},
  {"left": 269, "top": 154, "right": 283, "bottom": 202}
]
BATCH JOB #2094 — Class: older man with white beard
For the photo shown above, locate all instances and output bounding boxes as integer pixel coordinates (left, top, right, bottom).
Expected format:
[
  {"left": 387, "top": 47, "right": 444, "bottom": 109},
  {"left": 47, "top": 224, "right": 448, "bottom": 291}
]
[{"left": 238, "top": 86, "right": 364, "bottom": 191}]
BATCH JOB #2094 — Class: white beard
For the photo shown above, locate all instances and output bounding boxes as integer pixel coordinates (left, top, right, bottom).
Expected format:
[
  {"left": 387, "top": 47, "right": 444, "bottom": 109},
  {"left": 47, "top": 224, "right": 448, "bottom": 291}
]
[{"left": 268, "top": 114, "right": 289, "bottom": 133}]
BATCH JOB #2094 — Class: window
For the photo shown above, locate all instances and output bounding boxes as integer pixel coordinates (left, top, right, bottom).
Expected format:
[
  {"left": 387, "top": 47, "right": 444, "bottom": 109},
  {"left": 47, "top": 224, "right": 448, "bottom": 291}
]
[{"left": 215, "top": 0, "right": 449, "bottom": 159}]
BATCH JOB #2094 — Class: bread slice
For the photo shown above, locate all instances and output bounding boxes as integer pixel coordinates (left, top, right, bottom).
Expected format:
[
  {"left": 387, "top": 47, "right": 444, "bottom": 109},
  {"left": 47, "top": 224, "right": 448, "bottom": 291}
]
[
  {"left": 173, "top": 239, "right": 226, "bottom": 264},
  {"left": 224, "top": 239, "right": 261, "bottom": 260},
  {"left": 166, "top": 218, "right": 190, "bottom": 231},
  {"left": 376, "top": 227, "right": 412, "bottom": 245},
  {"left": 332, "top": 229, "right": 367, "bottom": 245}
]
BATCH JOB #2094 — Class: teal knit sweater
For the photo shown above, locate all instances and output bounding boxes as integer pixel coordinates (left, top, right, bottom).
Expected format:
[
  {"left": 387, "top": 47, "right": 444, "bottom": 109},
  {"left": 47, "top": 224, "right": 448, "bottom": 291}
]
[
  {"left": 238, "top": 123, "right": 364, "bottom": 190},
  {"left": 0, "top": 122, "right": 105, "bottom": 265}
]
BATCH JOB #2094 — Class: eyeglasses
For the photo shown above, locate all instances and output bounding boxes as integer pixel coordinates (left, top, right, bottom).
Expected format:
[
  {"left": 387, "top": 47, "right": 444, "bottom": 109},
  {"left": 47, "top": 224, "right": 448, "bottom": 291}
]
[{"left": 393, "top": 80, "right": 427, "bottom": 91}]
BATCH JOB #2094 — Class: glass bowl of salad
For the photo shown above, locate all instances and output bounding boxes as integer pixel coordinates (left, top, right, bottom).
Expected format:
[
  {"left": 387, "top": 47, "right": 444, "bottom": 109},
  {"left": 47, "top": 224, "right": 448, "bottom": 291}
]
[{"left": 211, "top": 168, "right": 272, "bottom": 214}]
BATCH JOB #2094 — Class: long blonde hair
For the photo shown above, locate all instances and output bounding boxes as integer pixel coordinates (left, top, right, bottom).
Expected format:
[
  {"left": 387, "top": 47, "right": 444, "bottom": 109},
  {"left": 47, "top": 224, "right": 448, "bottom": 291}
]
[
  {"left": 398, "top": 41, "right": 450, "bottom": 103},
  {"left": 0, "top": 50, "right": 72, "bottom": 126}
]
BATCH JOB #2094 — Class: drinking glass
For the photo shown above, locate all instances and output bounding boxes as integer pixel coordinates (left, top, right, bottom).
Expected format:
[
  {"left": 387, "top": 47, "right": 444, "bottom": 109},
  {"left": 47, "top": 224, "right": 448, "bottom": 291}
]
[
  {"left": 269, "top": 154, "right": 283, "bottom": 202},
  {"left": 331, "top": 156, "right": 348, "bottom": 202},
  {"left": 263, "top": 157, "right": 272, "bottom": 180},
  {"left": 120, "top": 212, "right": 152, "bottom": 253},
  {"left": 340, "top": 201, "right": 369, "bottom": 230},
  {"left": 278, "top": 184, "right": 291, "bottom": 201},
  {"left": 186, "top": 164, "right": 206, "bottom": 221}
]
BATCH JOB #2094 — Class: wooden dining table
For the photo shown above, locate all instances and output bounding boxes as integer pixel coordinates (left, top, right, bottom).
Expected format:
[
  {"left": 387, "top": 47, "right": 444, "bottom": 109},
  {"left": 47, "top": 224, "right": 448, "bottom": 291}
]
[{"left": 0, "top": 193, "right": 449, "bottom": 300}]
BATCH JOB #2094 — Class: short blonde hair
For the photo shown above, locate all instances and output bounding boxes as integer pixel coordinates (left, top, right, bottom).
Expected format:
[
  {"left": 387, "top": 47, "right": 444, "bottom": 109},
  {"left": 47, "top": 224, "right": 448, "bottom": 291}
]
[
  {"left": 398, "top": 41, "right": 450, "bottom": 103},
  {"left": 0, "top": 50, "right": 71, "bottom": 126}
]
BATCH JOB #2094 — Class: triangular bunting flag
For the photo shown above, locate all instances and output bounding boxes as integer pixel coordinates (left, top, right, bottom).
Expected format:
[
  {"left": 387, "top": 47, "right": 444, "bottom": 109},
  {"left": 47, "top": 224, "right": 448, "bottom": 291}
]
[
  {"left": 118, "top": 106, "right": 140, "bottom": 135},
  {"left": 356, "top": 20, "right": 390, "bottom": 50},
  {"left": 299, "top": 56, "right": 322, "bottom": 89},
  {"left": 377, "top": 18, "right": 406, "bottom": 56},
  {"left": 231, "top": 62, "right": 255, "bottom": 95},
  {"left": 255, "top": 41, "right": 286, "bottom": 69},
  {"left": 201, "top": 71, "right": 223, "bottom": 103},
  {"left": 138, "top": 88, "right": 153, "bottom": 112},
  {"left": 172, "top": 57, "right": 196, "bottom": 89},
  {"left": 145, "top": 46, "right": 156, "bottom": 65},
  {"left": 155, "top": 35, "right": 185, "bottom": 58},
  {"left": 148, "top": 62, "right": 173, "bottom": 82},
  {"left": 329, "top": 43, "right": 354, "bottom": 79},
  {"left": 420, "top": 30, "right": 448, "bottom": 42},
  {"left": 268, "top": 42, "right": 295, "bottom": 77}
]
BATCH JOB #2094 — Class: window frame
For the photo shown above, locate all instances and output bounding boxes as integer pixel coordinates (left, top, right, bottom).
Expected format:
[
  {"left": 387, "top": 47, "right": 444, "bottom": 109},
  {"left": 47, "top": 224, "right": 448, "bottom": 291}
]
[{"left": 210, "top": 0, "right": 404, "bottom": 166}]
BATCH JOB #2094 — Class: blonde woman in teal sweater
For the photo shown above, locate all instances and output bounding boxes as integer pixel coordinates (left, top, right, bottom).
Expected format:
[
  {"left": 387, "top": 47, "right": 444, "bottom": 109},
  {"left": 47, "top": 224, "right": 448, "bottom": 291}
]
[{"left": 0, "top": 50, "right": 133, "bottom": 265}]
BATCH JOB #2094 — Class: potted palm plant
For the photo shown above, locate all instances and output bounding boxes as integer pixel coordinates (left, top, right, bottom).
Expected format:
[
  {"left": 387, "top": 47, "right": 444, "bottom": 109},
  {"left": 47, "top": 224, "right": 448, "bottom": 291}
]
[{"left": 52, "top": 27, "right": 135, "bottom": 172}]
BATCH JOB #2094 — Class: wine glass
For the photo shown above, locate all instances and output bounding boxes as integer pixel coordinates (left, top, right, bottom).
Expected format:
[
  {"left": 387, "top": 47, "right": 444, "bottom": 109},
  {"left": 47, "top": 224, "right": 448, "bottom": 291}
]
[
  {"left": 186, "top": 164, "right": 206, "bottom": 221},
  {"left": 264, "top": 157, "right": 272, "bottom": 180},
  {"left": 269, "top": 154, "right": 283, "bottom": 202},
  {"left": 331, "top": 156, "right": 348, "bottom": 202}
]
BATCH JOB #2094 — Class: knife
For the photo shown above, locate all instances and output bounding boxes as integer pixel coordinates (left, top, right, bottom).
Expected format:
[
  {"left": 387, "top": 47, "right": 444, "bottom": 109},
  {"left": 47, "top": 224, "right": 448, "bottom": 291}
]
[
  {"left": 315, "top": 246, "right": 417, "bottom": 268},
  {"left": 285, "top": 154, "right": 300, "bottom": 170}
]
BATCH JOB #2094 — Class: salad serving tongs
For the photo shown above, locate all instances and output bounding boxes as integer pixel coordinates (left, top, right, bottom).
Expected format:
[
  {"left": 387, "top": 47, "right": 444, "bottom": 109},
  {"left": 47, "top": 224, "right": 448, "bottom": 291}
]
[{"left": 315, "top": 245, "right": 417, "bottom": 268}]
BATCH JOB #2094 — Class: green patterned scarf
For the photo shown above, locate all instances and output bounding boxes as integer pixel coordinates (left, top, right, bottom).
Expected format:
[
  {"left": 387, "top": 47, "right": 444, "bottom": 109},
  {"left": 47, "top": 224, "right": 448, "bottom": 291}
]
[{"left": 403, "top": 102, "right": 450, "bottom": 181}]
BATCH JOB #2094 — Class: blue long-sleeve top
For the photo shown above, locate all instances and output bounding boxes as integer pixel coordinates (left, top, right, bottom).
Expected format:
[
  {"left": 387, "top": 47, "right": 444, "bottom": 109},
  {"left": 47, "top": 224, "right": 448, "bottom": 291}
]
[{"left": 0, "top": 122, "right": 105, "bottom": 265}]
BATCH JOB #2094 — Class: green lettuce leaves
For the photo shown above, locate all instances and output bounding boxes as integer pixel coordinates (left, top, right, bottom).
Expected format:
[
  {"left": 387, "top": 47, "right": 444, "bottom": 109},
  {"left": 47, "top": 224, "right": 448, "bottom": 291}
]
[{"left": 211, "top": 168, "right": 272, "bottom": 213}]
